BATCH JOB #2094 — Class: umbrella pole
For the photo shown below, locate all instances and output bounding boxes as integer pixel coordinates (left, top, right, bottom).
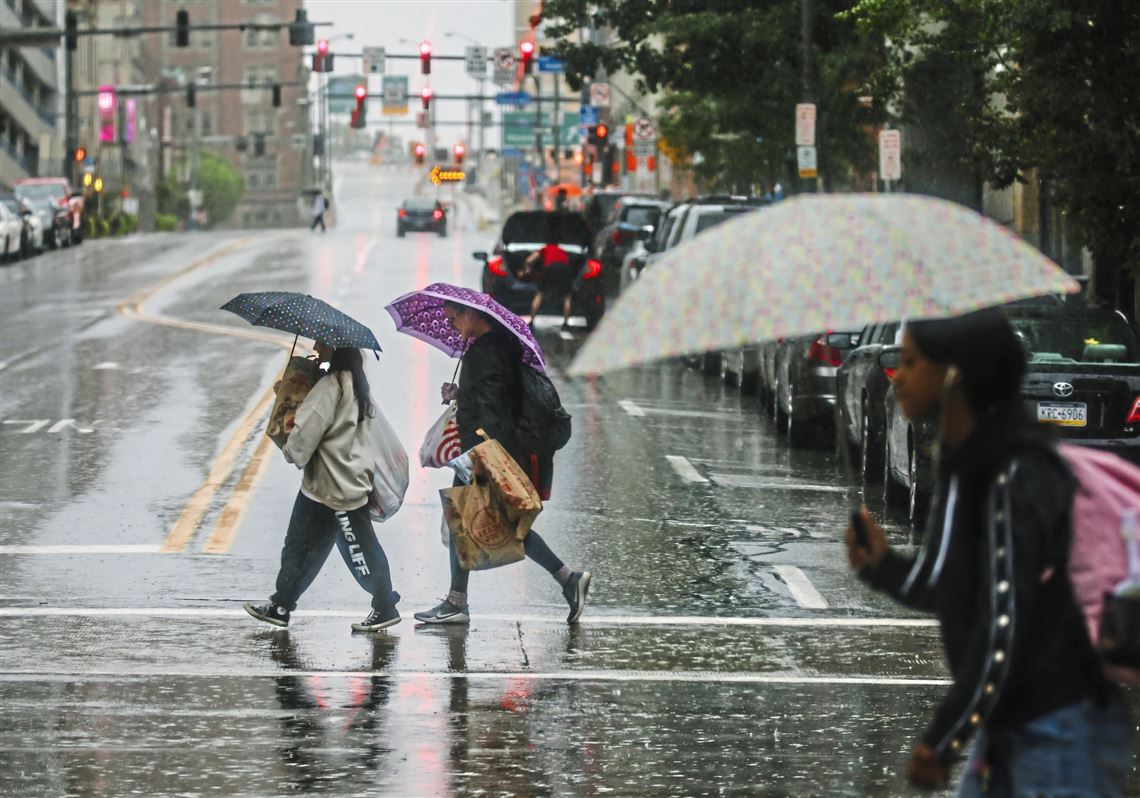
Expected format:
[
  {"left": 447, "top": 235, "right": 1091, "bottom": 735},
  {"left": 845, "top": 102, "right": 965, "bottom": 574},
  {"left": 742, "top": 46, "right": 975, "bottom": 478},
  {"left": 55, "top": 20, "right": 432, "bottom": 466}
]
[
  {"left": 835, "top": 403, "right": 870, "bottom": 549},
  {"left": 288, "top": 334, "right": 298, "bottom": 359}
]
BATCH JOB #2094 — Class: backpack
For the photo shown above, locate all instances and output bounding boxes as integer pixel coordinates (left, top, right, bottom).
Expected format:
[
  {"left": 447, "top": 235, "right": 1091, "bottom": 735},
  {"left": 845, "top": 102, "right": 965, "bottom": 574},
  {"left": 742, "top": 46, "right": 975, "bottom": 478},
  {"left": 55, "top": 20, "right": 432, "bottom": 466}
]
[
  {"left": 516, "top": 365, "right": 572, "bottom": 454},
  {"left": 1057, "top": 443, "right": 1140, "bottom": 685}
]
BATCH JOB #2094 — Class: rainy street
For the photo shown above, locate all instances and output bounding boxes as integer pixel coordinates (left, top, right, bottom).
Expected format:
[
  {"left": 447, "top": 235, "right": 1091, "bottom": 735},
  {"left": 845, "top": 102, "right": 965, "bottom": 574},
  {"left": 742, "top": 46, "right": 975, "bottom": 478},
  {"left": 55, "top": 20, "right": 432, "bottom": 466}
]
[{"left": 1, "top": 165, "right": 1136, "bottom": 797}]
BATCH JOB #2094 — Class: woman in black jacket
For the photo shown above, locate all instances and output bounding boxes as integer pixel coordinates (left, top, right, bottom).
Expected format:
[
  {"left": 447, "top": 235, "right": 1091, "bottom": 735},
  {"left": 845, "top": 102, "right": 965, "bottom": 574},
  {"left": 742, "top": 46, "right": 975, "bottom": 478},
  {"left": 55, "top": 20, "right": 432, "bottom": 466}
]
[
  {"left": 414, "top": 301, "right": 591, "bottom": 625},
  {"left": 845, "top": 309, "right": 1132, "bottom": 795}
]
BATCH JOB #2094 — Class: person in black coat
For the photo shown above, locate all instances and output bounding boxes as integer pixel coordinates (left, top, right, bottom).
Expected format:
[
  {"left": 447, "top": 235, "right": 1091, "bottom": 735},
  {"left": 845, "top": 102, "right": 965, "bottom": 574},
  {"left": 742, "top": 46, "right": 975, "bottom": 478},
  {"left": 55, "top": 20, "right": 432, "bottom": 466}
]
[
  {"left": 845, "top": 309, "right": 1132, "bottom": 795},
  {"left": 414, "top": 301, "right": 591, "bottom": 625}
]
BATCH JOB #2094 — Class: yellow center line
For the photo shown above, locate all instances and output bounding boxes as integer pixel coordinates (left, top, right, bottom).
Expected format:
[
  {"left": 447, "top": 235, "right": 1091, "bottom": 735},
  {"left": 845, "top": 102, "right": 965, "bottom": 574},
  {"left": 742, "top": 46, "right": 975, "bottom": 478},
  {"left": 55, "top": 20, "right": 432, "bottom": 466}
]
[{"left": 112, "top": 235, "right": 306, "bottom": 554}]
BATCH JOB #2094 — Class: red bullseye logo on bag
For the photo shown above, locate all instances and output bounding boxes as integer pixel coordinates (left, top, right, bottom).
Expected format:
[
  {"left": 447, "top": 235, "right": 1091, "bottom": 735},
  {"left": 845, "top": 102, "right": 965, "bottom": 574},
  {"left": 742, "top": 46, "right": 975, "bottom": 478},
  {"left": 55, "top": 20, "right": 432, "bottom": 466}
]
[{"left": 435, "top": 421, "right": 462, "bottom": 467}]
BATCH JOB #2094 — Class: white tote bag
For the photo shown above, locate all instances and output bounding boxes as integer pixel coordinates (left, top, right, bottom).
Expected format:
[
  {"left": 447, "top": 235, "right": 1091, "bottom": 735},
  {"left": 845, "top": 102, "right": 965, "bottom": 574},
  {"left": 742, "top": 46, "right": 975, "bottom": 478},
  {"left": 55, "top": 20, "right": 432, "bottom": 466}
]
[
  {"left": 420, "top": 402, "right": 463, "bottom": 469},
  {"left": 366, "top": 407, "right": 410, "bottom": 523}
]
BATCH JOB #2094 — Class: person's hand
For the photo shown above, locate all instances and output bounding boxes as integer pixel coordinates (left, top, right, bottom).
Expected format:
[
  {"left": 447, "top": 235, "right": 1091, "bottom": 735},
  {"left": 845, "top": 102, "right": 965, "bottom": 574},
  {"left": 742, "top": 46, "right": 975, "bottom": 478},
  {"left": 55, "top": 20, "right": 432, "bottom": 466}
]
[
  {"left": 844, "top": 507, "right": 888, "bottom": 572},
  {"left": 441, "top": 382, "right": 458, "bottom": 403},
  {"left": 906, "top": 741, "right": 948, "bottom": 790}
]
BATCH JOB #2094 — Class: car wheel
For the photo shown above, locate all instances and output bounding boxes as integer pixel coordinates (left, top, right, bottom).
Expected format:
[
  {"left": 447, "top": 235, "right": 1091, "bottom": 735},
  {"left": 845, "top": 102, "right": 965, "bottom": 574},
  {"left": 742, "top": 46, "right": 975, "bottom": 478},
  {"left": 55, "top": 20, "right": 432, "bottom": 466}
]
[
  {"left": 908, "top": 443, "right": 930, "bottom": 531},
  {"left": 720, "top": 354, "right": 739, "bottom": 389},
  {"left": 702, "top": 351, "right": 722, "bottom": 376},
  {"left": 397, "top": 227, "right": 405, "bottom": 238},
  {"left": 882, "top": 436, "right": 906, "bottom": 506},
  {"left": 72, "top": 224, "right": 82, "bottom": 245}
]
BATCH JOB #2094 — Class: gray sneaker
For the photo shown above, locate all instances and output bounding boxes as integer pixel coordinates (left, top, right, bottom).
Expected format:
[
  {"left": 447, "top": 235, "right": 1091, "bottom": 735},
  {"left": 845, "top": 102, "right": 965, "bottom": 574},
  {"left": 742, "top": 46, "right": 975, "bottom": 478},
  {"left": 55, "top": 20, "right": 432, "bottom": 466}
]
[
  {"left": 413, "top": 599, "right": 470, "bottom": 625},
  {"left": 563, "top": 571, "right": 592, "bottom": 624}
]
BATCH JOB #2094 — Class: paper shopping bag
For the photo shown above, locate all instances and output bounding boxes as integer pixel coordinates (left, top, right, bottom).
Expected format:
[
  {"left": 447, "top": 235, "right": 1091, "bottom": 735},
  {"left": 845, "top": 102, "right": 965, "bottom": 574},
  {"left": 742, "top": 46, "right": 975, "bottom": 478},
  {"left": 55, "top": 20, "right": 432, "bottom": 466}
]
[
  {"left": 420, "top": 402, "right": 462, "bottom": 468},
  {"left": 267, "top": 356, "right": 320, "bottom": 449}
]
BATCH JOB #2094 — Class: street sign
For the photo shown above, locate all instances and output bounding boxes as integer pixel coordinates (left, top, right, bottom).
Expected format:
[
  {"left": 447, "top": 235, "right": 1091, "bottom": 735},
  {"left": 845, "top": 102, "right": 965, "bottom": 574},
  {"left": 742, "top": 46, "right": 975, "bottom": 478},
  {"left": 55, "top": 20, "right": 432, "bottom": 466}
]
[
  {"left": 795, "top": 103, "right": 816, "bottom": 147},
  {"left": 492, "top": 47, "right": 516, "bottom": 84},
  {"left": 496, "top": 91, "right": 532, "bottom": 106},
  {"left": 537, "top": 56, "right": 564, "bottom": 73},
  {"left": 363, "top": 47, "right": 385, "bottom": 75},
  {"left": 879, "top": 129, "right": 902, "bottom": 182},
  {"left": 328, "top": 75, "right": 366, "bottom": 114},
  {"left": 589, "top": 82, "right": 610, "bottom": 108},
  {"left": 429, "top": 165, "right": 466, "bottom": 185},
  {"left": 797, "top": 145, "right": 817, "bottom": 178},
  {"left": 632, "top": 115, "right": 657, "bottom": 156},
  {"left": 465, "top": 45, "right": 487, "bottom": 79},
  {"left": 503, "top": 111, "right": 580, "bottom": 147},
  {"left": 579, "top": 105, "right": 598, "bottom": 126},
  {"left": 382, "top": 75, "right": 407, "bottom": 115}
]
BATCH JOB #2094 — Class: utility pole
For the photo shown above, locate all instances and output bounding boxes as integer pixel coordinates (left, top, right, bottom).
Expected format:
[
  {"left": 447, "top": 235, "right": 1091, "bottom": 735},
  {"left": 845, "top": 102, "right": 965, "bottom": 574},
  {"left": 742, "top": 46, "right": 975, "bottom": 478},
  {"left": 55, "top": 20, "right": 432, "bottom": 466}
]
[
  {"left": 64, "top": 16, "right": 77, "bottom": 183},
  {"left": 553, "top": 72, "right": 560, "bottom": 180},
  {"left": 800, "top": 0, "right": 818, "bottom": 192}
]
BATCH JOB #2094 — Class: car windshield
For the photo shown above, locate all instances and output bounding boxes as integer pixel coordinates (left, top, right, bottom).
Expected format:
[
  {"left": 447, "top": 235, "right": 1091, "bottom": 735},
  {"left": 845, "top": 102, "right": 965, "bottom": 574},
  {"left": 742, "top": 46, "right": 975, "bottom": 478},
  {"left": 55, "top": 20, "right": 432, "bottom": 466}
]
[
  {"left": 1009, "top": 313, "right": 1140, "bottom": 366},
  {"left": 502, "top": 212, "right": 591, "bottom": 246},
  {"left": 623, "top": 206, "right": 660, "bottom": 227},
  {"left": 694, "top": 208, "right": 752, "bottom": 234},
  {"left": 14, "top": 184, "right": 63, "bottom": 201},
  {"left": 0, "top": 199, "right": 19, "bottom": 213},
  {"left": 403, "top": 199, "right": 438, "bottom": 211}
]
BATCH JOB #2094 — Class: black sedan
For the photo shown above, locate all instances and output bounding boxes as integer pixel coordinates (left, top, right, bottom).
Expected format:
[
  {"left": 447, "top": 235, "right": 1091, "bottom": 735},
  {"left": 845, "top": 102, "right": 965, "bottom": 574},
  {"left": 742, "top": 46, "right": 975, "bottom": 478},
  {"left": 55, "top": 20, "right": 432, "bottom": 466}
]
[
  {"left": 397, "top": 198, "right": 446, "bottom": 237},
  {"left": 474, "top": 211, "right": 606, "bottom": 329}
]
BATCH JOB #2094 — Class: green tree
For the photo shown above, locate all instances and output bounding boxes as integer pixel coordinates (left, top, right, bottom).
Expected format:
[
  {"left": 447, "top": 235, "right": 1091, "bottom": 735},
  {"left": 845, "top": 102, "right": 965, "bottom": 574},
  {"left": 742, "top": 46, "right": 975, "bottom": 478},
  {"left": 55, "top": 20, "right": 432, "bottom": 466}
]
[
  {"left": 847, "top": 0, "right": 1140, "bottom": 306},
  {"left": 197, "top": 151, "right": 244, "bottom": 228},
  {"left": 543, "top": 0, "right": 885, "bottom": 191}
]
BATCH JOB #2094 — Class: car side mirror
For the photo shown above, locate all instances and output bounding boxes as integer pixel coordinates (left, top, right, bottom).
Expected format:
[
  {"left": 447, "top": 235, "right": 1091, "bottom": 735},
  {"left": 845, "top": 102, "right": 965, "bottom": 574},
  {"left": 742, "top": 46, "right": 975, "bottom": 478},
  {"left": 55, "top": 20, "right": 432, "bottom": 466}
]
[
  {"left": 879, "top": 349, "right": 902, "bottom": 372},
  {"left": 472, "top": 251, "right": 488, "bottom": 262},
  {"left": 637, "top": 227, "right": 653, "bottom": 241}
]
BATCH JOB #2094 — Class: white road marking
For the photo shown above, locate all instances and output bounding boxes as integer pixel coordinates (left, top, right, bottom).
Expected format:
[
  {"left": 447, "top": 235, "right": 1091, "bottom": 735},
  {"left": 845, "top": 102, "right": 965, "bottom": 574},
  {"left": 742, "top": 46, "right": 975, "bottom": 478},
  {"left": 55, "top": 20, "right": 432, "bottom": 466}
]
[
  {"left": 0, "top": 607, "right": 936, "bottom": 627},
  {"left": 773, "top": 565, "right": 829, "bottom": 610},
  {"left": 558, "top": 331, "right": 574, "bottom": 341},
  {"left": 618, "top": 399, "right": 646, "bottom": 417},
  {"left": 0, "top": 669, "right": 951, "bottom": 687},
  {"left": 0, "top": 545, "right": 163, "bottom": 555},
  {"left": 91, "top": 362, "right": 121, "bottom": 370},
  {"left": 709, "top": 475, "right": 847, "bottom": 493},
  {"left": 47, "top": 419, "right": 93, "bottom": 434},
  {"left": 2, "top": 419, "right": 51, "bottom": 433},
  {"left": 666, "top": 455, "right": 709, "bottom": 484}
]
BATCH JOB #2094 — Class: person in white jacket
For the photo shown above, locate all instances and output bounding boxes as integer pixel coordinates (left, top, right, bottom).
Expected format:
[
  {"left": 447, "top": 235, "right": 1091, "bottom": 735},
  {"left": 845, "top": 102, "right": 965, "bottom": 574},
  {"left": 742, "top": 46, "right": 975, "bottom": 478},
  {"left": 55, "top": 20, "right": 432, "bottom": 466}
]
[{"left": 245, "top": 342, "right": 402, "bottom": 632}]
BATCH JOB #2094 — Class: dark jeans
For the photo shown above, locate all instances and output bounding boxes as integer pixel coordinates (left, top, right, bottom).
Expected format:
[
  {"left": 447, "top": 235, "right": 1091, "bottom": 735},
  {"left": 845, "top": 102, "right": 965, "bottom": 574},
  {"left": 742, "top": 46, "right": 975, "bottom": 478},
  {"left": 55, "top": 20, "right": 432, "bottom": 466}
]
[
  {"left": 271, "top": 492, "right": 398, "bottom": 613},
  {"left": 448, "top": 529, "right": 564, "bottom": 593},
  {"left": 310, "top": 212, "right": 326, "bottom": 232}
]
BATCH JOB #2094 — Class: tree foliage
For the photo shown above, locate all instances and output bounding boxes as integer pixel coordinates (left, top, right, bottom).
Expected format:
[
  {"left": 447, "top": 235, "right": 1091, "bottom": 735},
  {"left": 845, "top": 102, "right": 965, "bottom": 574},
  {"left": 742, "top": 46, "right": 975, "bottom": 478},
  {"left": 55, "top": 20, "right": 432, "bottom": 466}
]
[
  {"left": 543, "top": 0, "right": 884, "bottom": 191},
  {"left": 157, "top": 151, "right": 244, "bottom": 228}
]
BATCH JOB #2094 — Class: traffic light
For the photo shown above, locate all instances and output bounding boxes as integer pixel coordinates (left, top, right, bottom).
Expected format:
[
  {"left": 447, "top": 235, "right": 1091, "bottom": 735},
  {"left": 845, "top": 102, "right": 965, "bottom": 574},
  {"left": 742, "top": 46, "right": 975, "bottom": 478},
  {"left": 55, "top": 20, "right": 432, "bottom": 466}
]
[
  {"left": 520, "top": 40, "right": 535, "bottom": 74},
  {"left": 414, "top": 143, "right": 426, "bottom": 164},
  {"left": 421, "top": 86, "right": 432, "bottom": 111},
  {"left": 313, "top": 39, "right": 332, "bottom": 73},
  {"left": 288, "top": 9, "right": 314, "bottom": 46},
  {"left": 82, "top": 173, "right": 93, "bottom": 188},
  {"left": 419, "top": 40, "right": 431, "bottom": 74},
  {"left": 175, "top": 9, "right": 190, "bottom": 48},
  {"left": 589, "top": 124, "right": 608, "bottom": 145},
  {"left": 317, "top": 38, "right": 329, "bottom": 54},
  {"left": 271, "top": 84, "right": 281, "bottom": 108},
  {"left": 74, "top": 147, "right": 86, "bottom": 163},
  {"left": 352, "top": 84, "right": 367, "bottom": 129},
  {"left": 453, "top": 143, "right": 465, "bottom": 164},
  {"left": 186, "top": 83, "right": 196, "bottom": 108},
  {"left": 93, "top": 177, "right": 104, "bottom": 193},
  {"left": 65, "top": 11, "right": 78, "bottom": 52}
]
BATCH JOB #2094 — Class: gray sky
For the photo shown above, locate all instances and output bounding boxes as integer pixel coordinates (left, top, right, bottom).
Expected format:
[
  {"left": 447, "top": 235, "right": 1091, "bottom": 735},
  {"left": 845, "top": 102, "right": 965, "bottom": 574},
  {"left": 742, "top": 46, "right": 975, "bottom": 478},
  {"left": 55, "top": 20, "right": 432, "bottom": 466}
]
[{"left": 307, "top": 0, "right": 518, "bottom": 144}]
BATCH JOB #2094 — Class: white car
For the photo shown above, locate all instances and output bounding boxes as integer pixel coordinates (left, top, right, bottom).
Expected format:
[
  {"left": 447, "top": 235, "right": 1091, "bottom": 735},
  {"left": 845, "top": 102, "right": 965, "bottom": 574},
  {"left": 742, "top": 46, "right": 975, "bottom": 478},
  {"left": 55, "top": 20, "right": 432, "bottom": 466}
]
[{"left": 0, "top": 200, "right": 23, "bottom": 261}]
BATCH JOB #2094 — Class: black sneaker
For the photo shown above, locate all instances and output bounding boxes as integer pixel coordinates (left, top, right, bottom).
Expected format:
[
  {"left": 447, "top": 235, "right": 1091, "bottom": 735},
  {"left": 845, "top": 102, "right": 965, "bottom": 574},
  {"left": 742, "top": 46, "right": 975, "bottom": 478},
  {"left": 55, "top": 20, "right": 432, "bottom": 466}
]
[
  {"left": 351, "top": 606, "right": 401, "bottom": 633},
  {"left": 244, "top": 601, "right": 290, "bottom": 628},
  {"left": 413, "top": 599, "right": 470, "bottom": 625},
  {"left": 563, "top": 571, "right": 592, "bottom": 624},
  {"left": 561, "top": 321, "right": 571, "bottom": 332}
]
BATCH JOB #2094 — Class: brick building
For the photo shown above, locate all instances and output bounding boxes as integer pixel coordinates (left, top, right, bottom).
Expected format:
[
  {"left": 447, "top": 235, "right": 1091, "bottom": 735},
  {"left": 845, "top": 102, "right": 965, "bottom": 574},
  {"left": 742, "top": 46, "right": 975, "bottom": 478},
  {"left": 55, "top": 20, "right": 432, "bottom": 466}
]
[{"left": 0, "top": 0, "right": 63, "bottom": 189}]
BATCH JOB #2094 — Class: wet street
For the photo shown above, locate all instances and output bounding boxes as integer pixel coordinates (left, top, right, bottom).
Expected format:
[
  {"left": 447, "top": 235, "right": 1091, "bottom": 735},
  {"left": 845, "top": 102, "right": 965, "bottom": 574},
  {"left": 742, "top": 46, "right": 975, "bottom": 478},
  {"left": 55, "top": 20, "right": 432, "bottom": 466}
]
[{"left": 1, "top": 164, "right": 1136, "bottom": 797}]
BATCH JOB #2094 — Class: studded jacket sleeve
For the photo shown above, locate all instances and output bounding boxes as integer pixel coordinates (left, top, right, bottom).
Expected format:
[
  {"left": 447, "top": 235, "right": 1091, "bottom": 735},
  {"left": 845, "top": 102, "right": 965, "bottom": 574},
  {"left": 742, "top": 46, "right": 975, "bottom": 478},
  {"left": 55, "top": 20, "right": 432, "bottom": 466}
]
[{"left": 918, "top": 455, "right": 1071, "bottom": 761}]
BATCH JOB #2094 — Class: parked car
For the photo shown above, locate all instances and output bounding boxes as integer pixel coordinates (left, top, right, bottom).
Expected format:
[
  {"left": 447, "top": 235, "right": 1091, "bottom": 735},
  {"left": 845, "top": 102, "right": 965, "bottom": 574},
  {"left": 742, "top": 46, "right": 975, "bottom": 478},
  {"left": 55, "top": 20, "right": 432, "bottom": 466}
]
[
  {"left": 583, "top": 190, "right": 635, "bottom": 239},
  {"left": 593, "top": 197, "right": 671, "bottom": 294},
  {"left": 770, "top": 330, "right": 861, "bottom": 443},
  {"left": 13, "top": 177, "right": 83, "bottom": 245},
  {"left": 474, "top": 210, "right": 605, "bottom": 329},
  {"left": 397, "top": 198, "right": 447, "bottom": 237},
  {"left": 837, "top": 322, "right": 903, "bottom": 483},
  {"left": 23, "top": 194, "right": 69, "bottom": 249},
  {"left": 1, "top": 196, "right": 42, "bottom": 258},
  {"left": 880, "top": 366, "right": 938, "bottom": 529},
  {"left": 0, "top": 200, "right": 24, "bottom": 261}
]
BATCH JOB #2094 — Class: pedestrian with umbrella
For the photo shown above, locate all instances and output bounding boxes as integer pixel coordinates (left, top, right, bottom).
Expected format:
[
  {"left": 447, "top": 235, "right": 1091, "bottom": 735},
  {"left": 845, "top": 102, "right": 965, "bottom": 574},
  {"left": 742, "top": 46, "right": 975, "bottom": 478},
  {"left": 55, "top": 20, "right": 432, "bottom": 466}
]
[
  {"left": 221, "top": 292, "right": 407, "bottom": 633},
  {"left": 385, "top": 283, "right": 591, "bottom": 625}
]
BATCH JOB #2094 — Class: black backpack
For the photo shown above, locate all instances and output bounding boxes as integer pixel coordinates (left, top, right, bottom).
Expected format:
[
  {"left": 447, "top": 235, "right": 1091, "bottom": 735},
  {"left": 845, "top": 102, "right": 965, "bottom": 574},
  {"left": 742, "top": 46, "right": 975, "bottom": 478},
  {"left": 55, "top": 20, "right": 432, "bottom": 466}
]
[{"left": 516, "top": 366, "right": 572, "bottom": 453}]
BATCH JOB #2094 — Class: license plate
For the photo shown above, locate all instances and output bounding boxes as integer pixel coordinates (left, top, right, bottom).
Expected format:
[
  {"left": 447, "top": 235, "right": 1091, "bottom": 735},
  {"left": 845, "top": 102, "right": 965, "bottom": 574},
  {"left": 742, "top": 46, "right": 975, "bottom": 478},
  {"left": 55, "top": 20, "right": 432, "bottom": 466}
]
[{"left": 1037, "top": 402, "right": 1087, "bottom": 427}]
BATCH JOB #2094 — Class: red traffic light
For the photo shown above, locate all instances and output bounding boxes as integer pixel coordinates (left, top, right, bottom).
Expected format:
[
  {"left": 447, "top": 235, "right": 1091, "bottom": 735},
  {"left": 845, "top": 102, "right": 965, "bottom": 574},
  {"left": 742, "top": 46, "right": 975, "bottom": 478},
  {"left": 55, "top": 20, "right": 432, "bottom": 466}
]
[
  {"left": 355, "top": 84, "right": 367, "bottom": 100},
  {"left": 415, "top": 143, "right": 426, "bottom": 156},
  {"left": 316, "top": 38, "right": 329, "bottom": 54},
  {"left": 419, "top": 40, "right": 432, "bottom": 74},
  {"left": 419, "top": 40, "right": 431, "bottom": 57},
  {"left": 454, "top": 143, "right": 465, "bottom": 156},
  {"left": 421, "top": 86, "right": 433, "bottom": 109},
  {"left": 520, "top": 41, "right": 535, "bottom": 58},
  {"left": 596, "top": 124, "right": 608, "bottom": 140},
  {"left": 74, "top": 147, "right": 86, "bottom": 162}
]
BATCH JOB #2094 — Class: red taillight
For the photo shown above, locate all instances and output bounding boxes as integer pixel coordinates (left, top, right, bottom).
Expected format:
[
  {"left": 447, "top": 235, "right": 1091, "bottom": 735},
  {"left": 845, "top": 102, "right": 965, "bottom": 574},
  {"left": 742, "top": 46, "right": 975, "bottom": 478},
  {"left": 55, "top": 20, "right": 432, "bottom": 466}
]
[
  {"left": 883, "top": 367, "right": 898, "bottom": 381},
  {"left": 1126, "top": 397, "right": 1140, "bottom": 425},
  {"left": 433, "top": 209, "right": 443, "bottom": 220},
  {"left": 582, "top": 258, "right": 602, "bottom": 279},
  {"left": 487, "top": 256, "right": 508, "bottom": 277},
  {"left": 807, "top": 334, "right": 843, "bottom": 367},
  {"left": 398, "top": 209, "right": 407, "bottom": 217}
]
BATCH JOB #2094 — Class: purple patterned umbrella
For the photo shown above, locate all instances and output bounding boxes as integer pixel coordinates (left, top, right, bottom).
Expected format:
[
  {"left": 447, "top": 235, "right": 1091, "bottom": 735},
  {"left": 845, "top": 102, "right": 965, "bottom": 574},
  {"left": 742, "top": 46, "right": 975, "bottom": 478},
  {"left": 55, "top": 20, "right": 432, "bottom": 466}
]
[{"left": 384, "top": 283, "right": 547, "bottom": 372}]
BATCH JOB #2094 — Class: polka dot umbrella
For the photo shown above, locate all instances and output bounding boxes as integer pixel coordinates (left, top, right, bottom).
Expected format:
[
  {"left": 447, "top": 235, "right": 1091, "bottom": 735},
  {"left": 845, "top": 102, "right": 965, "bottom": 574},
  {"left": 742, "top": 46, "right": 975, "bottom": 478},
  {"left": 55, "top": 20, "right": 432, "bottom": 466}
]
[{"left": 221, "top": 291, "right": 382, "bottom": 354}]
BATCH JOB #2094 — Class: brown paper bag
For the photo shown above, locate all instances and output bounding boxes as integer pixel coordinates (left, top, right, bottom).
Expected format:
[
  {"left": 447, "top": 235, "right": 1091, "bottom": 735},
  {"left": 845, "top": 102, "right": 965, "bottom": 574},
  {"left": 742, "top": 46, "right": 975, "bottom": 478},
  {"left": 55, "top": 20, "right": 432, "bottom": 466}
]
[
  {"left": 267, "top": 356, "right": 320, "bottom": 449},
  {"left": 442, "top": 436, "right": 543, "bottom": 571}
]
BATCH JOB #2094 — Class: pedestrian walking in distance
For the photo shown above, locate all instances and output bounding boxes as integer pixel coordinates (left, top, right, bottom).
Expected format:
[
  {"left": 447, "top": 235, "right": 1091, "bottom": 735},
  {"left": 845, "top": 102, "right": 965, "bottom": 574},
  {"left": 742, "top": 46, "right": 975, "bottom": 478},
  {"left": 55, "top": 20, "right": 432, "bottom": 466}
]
[
  {"left": 246, "top": 342, "right": 402, "bottom": 633},
  {"left": 414, "top": 301, "right": 590, "bottom": 625},
  {"left": 310, "top": 191, "right": 327, "bottom": 233},
  {"left": 523, "top": 215, "right": 574, "bottom": 332},
  {"left": 844, "top": 309, "right": 1133, "bottom": 795}
]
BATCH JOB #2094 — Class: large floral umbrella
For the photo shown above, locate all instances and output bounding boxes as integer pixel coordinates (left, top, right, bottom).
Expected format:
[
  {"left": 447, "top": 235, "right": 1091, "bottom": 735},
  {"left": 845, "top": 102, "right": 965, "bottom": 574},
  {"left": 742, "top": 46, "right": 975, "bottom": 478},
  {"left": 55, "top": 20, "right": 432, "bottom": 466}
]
[
  {"left": 568, "top": 193, "right": 1079, "bottom": 377},
  {"left": 384, "top": 283, "right": 547, "bottom": 372}
]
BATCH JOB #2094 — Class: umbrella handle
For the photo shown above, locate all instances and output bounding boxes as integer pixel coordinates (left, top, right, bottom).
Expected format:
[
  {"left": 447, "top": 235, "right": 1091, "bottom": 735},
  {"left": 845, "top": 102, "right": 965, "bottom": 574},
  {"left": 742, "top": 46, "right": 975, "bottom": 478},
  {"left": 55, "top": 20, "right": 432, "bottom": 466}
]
[{"left": 288, "top": 334, "right": 298, "bottom": 359}]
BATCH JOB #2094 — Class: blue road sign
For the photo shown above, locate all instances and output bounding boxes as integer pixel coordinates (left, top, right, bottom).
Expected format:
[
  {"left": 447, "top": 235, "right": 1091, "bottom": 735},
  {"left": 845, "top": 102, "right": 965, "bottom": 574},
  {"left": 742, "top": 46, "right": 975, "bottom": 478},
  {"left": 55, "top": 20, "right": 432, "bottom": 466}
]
[
  {"left": 579, "top": 105, "right": 598, "bottom": 126},
  {"left": 496, "top": 91, "right": 532, "bottom": 106},
  {"left": 537, "top": 56, "right": 564, "bottom": 73}
]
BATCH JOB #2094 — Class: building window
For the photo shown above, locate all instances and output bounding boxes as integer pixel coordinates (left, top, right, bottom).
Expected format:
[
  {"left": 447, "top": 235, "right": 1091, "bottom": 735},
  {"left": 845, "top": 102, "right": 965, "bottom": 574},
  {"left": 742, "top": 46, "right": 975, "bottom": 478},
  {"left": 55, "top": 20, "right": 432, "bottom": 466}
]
[{"left": 245, "top": 14, "right": 279, "bottom": 49}]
